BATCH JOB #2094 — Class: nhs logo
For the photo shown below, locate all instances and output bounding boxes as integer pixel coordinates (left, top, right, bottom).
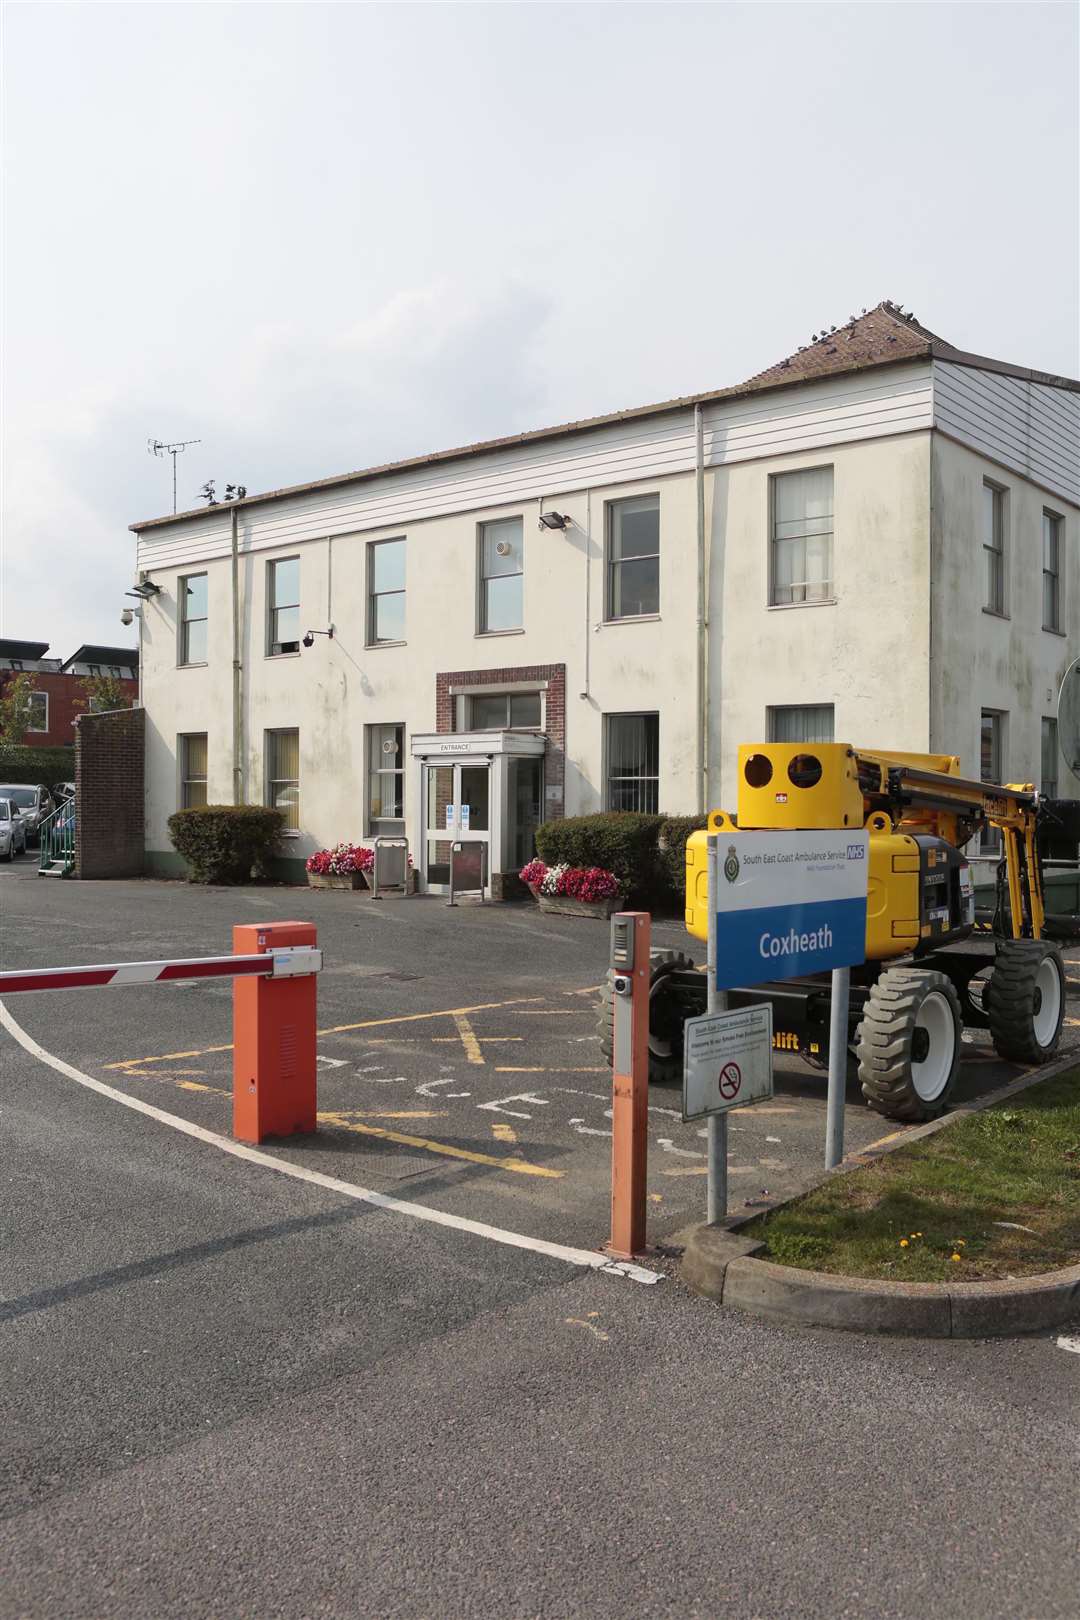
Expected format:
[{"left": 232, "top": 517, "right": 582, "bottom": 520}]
[{"left": 846, "top": 843, "right": 864, "bottom": 861}]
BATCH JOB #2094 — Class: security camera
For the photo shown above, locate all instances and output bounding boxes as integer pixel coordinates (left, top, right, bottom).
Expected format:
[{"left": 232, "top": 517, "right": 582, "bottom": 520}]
[
  {"left": 302, "top": 631, "right": 315, "bottom": 649},
  {"left": 120, "top": 607, "right": 134, "bottom": 627},
  {"left": 612, "top": 974, "right": 632, "bottom": 998}
]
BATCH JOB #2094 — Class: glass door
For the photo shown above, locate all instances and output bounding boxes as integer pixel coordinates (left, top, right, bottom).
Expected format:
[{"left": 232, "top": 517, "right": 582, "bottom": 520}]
[{"left": 422, "top": 761, "right": 491, "bottom": 891}]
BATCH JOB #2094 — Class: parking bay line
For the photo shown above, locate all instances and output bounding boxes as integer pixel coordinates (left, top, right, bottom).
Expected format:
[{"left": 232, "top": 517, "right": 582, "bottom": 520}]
[
  {"left": 104, "top": 995, "right": 547, "bottom": 1071},
  {"left": 317, "top": 1112, "right": 560, "bottom": 1177},
  {"left": 0, "top": 1002, "right": 660, "bottom": 1285}
]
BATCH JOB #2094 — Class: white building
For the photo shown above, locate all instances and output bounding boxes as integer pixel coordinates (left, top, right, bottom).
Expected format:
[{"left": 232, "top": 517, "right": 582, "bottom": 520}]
[{"left": 132, "top": 302, "right": 1079, "bottom": 894}]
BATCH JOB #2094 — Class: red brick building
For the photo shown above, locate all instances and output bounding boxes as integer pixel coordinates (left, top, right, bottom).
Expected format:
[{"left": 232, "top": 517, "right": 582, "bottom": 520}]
[{"left": 0, "top": 640, "right": 138, "bottom": 750}]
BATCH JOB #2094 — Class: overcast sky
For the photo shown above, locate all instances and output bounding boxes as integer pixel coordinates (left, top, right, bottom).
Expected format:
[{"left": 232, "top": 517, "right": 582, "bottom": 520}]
[{"left": 3, "top": 1, "right": 1077, "bottom": 656}]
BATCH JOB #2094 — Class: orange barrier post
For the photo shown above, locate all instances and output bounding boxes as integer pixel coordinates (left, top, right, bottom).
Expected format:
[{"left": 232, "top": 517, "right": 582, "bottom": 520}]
[
  {"left": 232, "top": 922, "right": 318, "bottom": 1143},
  {"left": 608, "top": 911, "right": 651, "bottom": 1259}
]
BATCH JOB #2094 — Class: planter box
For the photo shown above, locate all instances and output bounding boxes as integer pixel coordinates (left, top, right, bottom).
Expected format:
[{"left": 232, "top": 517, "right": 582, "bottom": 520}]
[
  {"left": 307, "top": 871, "right": 366, "bottom": 891},
  {"left": 537, "top": 892, "right": 620, "bottom": 920}
]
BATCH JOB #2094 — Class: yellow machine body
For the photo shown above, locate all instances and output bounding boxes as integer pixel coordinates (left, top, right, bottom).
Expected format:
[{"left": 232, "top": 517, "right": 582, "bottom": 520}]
[{"left": 686, "top": 741, "right": 1042, "bottom": 958}]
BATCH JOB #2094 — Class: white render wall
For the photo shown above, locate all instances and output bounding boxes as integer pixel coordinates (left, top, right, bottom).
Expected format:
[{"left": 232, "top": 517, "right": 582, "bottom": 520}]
[{"left": 930, "top": 434, "right": 1079, "bottom": 795}]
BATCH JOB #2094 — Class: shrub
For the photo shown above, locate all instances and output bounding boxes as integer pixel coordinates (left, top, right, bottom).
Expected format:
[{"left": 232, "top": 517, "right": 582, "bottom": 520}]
[
  {"left": 658, "top": 815, "right": 709, "bottom": 900},
  {"left": 0, "top": 744, "right": 75, "bottom": 791},
  {"left": 167, "top": 804, "right": 284, "bottom": 884},
  {"left": 535, "top": 813, "right": 665, "bottom": 898}
]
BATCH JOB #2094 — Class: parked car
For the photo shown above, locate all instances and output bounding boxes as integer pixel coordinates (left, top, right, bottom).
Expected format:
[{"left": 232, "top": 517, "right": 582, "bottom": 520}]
[
  {"left": 0, "top": 783, "right": 54, "bottom": 846},
  {"left": 55, "top": 781, "right": 77, "bottom": 802},
  {"left": 0, "top": 797, "right": 28, "bottom": 860}
]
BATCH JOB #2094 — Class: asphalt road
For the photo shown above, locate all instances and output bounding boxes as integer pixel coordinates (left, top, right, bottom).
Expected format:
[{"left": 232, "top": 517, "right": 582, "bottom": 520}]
[
  {"left": 2, "top": 866, "right": 1076, "bottom": 1251},
  {"left": 3, "top": 1012, "right": 1080, "bottom": 1618}
]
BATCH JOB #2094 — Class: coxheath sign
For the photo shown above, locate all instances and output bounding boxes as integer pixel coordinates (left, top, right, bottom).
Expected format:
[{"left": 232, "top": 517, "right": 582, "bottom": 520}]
[{"left": 714, "top": 829, "right": 868, "bottom": 990}]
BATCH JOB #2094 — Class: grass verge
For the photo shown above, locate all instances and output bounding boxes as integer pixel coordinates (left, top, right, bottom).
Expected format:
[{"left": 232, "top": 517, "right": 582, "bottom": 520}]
[{"left": 744, "top": 1067, "right": 1080, "bottom": 1282}]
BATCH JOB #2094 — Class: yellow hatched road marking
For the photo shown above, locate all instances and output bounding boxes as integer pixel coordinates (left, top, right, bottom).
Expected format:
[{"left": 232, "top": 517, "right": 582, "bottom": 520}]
[
  {"left": 490, "top": 1121, "right": 518, "bottom": 1144},
  {"left": 495, "top": 1066, "right": 607, "bottom": 1074},
  {"left": 105, "top": 995, "right": 546, "bottom": 1070},
  {"left": 452, "top": 1012, "right": 485, "bottom": 1065},
  {"left": 317, "top": 1112, "right": 561, "bottom": 1177}
]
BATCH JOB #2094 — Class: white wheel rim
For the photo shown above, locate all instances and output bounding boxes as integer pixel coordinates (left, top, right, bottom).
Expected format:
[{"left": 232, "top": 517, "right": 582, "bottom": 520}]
[
  {"left": 1033, "top": 958, "right": 1062, "bottom": 1048},
  {"left": 912, "top": 991, "right": 955, "bottom": 1102}
]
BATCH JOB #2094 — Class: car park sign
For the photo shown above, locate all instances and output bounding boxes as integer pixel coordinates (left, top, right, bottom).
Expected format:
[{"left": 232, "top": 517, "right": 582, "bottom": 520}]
[{"left": 713, "top": 829, "right": 868, "bottom": 990}]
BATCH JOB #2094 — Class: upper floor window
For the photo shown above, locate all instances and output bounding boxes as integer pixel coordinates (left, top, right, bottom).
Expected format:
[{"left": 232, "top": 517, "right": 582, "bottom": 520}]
[
  {"left": 606, "top": 495, "right": 660, "bottom": 619},
  {"left": 1041, "top": 717, "right": 1059, "bottom": 801},
  {"left": 368, "top": 539, "right": 406, "bottom": 645},
  {"left": 768, "top": 703, "right": 835, "bottom": 744},
  {"left": 466, "top": 690, "right": 542, "bottom": 730},
  {"left": 180, "top": 733, "right": 208, "bottom": 808},
  {"left": 267, "top": 558, "right": 300, "bottom": 656},
  {"left": 1043, "top": 510, "right": 1062, "bottom": 632},
  {"left": 770, "top": 468, "right": 834, "bottom": 604},
  {"left": 27, "top": 692, "right": 48, "bottom": 733},
  {"left": 266, "top": 728, "right": 300, "bottom": 830},
  {"left": 983, "top": 482, "right": 1007, "bottom": 615},
  {"left": 479, "top": 518, "right": 523, "bottom": 633},
  {"left": 179, "top": 573, "right": 208, "bottom": 665},
  {"left": 605, "top": 712, "right": 659, "bottom": 812}
]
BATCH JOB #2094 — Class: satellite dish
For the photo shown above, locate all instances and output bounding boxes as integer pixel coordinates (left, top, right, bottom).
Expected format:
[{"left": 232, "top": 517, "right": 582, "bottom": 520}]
[{"left": 1057, "top": 656, "right": 1080, "bottom": 775}]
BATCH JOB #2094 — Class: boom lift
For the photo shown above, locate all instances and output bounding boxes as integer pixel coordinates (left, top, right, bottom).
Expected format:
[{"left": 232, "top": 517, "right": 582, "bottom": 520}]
[{"left": 598, "top": 742, "right": 1070, "bottom": 1122}]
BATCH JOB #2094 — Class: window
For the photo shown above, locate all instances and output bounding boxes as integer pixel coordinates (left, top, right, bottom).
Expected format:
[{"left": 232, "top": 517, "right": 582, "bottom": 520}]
[
  {"left": 605, "top": 713, "right": 659, "bottom": 812},
  {"left": 367, "top": 723, "right": 405, "bottom": 832},
  {"left": 980, "top": 709, "right": 1005, "bottom": 853},
  {"left": 27, "top": 692, "right": 48, "bottom": 732},
  {"left": 467, "top": 691, "right": 542, "bottom": 730},
  {"left": 1041, "top": 717, "right": 1059, "bottom": 801},
  {"left": 180, "top": 733, "right": 208, "bottom": 808},
  {"left": 606, "top": 495, "right": 660, "bottom": 619},
  {"left": 266, "top": 729, "right": 300, "bottom": 830},
  {"left": 267, "top": 558, "right": 300, "bottom": 655},
  {"left": 479, "top": 518, "right": 523, "bottom": 633},
  {"left": 368, "top": 539, "right": 406, "bottom": 645},
  {"left": 771, "top": 468, "right": 834, "bottom": 604},
  {"left": 1043, "top": 510, "right": 1062, "bottom": 631},
  {"left": 179, "top": 573, "right": 208, "bottom": 664},
  {"left": 768, "top": 704, "right": 835, "bottom": 744},
  {"left": 983, "top": 483, "right": 1006, "bottom": 615}
]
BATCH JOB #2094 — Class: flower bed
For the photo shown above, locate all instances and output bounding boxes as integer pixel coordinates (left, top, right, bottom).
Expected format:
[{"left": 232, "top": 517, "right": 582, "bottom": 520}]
[
  {"left": 518, "top": 859, "right": 622, "bottom": 917},
  {"left": 306, "top": 843, "right": 414, "bottom": 892}
]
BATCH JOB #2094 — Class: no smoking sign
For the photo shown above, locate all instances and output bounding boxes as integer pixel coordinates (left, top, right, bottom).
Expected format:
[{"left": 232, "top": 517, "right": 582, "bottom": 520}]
[{"left": 683, "top": 1005, "right": 773, "bottom": 1122}]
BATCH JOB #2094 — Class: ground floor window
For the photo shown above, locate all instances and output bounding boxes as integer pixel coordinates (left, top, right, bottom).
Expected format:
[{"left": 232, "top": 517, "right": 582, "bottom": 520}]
[
  {"left": 368, "top": 722, "right": 405, "bottom": 834},
  {"left": 266, "top": 728, "right": 300, "bottom": 831},
  {"left": 768, "top": 704, "right": 835, "bottom": 744},
  {"left": 1041, "top": 716, "right": 1059, "bottom": 800},
  {"left": 179, "top": 733, "right": 208, "bottom": 808},
  {"left": 980, "top": 709, "right": 1005, "bottom": 854},
  {"left": 605, "top": 712, "right": 659, "bottom": 813}
]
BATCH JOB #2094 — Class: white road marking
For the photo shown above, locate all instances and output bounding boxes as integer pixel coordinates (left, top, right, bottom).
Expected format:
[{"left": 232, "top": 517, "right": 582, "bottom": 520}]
[
  {"left": 316, "top": 1055, "right": 348, "bottom": 1069},
  {"left": 477, "top": 1091, "right": 550, "bottom": 1119},
  {"left": 416, "top": 1077, "right": 472, "bottom": 1099},
  {"left": 0, "top": 1002, "right": 661, "bottom": 1286},
  {"left": 1054, "top": 1334, "right": 1080, "bottom": 1355},
  {"left": 568, "top": 1117, "right": 612, "bottom": 1139},
  {"left": 656, "top": 1137, "right": 705, "bottom": 1160}
]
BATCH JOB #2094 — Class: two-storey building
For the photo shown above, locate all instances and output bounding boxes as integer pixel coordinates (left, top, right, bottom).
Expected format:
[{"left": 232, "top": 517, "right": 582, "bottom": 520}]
[{"left": 131, "top": 302, "right": 1078, "bottom": 894}]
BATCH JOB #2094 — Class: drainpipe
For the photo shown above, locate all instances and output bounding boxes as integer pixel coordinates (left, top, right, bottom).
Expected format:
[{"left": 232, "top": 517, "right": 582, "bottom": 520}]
[
  {"left": 695, "top": 403, "right": 707, "bottom": 814},
  {"left": 231, "top": 505, "right": 242, "bottom": 804},
  {"left": 583, "top": 489, "right": 592, "bottom": 702}
]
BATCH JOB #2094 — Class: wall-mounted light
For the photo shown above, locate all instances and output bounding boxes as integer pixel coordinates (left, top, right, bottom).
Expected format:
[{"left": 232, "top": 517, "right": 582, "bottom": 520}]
[
  {"left": 538, "top": 511, "right": 569, "bottom": 531},
  {"left": 302, "top": 625, "right": 335, "bottom": 648},
  {"left": 126, "top": 579, "right": 162, "bottom": 600}
]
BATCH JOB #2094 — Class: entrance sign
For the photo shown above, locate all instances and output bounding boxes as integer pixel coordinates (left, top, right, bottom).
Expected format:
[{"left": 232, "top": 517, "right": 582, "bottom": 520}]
[
  {"left": 714, "top": 830, "right": 868, "bottom": 989},
  {"left": 683, "top": 1003, "right": 773, "bottom": 1121},
  {"left": 445, "top": 803, "right": 455, "bottom": 830},
  {"left": 460, "top": 803, "right": 471, "bottom": 831}
]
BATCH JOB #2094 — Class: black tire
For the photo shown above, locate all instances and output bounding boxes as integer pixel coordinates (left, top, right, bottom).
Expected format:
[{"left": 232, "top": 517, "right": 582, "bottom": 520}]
[
  {"left": 987, "top": 940, "right": 1065, "bottom": 1064},
  {"left": 857, "top": 968, "right": 962, "bottom": 1122},
  {"left": 595, "top": 948, "right": 696, "bottom": 1086}
]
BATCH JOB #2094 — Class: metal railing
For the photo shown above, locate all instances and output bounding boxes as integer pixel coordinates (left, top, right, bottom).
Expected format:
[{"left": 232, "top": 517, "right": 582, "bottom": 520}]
[{"left": 37, "top": 798, "right": 76, "bottom": 876}]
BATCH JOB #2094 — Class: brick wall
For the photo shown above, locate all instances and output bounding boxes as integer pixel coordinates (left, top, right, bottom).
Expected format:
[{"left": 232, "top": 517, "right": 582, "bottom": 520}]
[
  {"left": 74, "top": 707, "right": 145, "bottom": 879},
  {"left": 434, "top": 662, "right": 566, "bottom": 821}
]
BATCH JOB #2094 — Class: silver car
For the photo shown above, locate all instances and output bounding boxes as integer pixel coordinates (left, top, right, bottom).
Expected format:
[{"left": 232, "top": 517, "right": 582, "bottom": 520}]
[
  {"left": 0, "top": 783, "right": 53, "bottom": 846},
  {"left": 0, "top": 797, "right": 28, "bottom": 860}
]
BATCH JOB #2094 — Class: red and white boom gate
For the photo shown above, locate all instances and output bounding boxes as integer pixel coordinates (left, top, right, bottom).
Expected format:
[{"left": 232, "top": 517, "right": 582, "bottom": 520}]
[{"left": 0, "top": 921, "right": 321, "bottom": 1145}]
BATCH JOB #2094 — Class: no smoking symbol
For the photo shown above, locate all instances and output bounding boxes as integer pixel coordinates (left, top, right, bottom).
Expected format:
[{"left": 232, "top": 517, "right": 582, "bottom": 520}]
[{"left": 718, "top": 1061, "right": 742, "bottom": 1100}]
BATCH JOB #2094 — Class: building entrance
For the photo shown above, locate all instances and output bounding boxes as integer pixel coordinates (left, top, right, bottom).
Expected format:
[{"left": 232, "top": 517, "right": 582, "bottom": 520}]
[{"left": 411, "top": 731, "right": 546, "bottom": 898}]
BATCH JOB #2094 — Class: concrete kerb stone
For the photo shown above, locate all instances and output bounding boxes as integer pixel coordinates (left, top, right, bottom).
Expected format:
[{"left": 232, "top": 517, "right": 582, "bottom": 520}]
[{"left": 679, "top": 1047, "right": 1080, "bottom": 1337}]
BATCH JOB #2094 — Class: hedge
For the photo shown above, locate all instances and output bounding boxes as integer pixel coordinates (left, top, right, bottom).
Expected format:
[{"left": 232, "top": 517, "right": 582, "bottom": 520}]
[
  {"left": 535, "top": 812, "right": 666, "bottom": 902},
  {"left": 658, "top": 814, "right": 709, "bottom": 900},
  {"left": 0, "top": 745, "right": 75, "bottom": 790},
  {"left": 167, "top": 804, "right": 284, "bottom": 884}
]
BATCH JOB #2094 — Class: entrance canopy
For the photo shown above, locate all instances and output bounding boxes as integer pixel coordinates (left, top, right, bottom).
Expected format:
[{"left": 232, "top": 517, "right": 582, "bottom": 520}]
[{"left": 410, "top": 731, "right": 546, "bottom": 895}]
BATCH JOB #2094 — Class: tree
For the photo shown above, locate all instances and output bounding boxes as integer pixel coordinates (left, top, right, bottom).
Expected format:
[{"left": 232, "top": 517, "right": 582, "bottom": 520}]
[
  {"left": 76, "top": 674, "right": 132, "bottom": 715},
  {"left": 0, "top": 673, "right": 34, "bottom": 744}
]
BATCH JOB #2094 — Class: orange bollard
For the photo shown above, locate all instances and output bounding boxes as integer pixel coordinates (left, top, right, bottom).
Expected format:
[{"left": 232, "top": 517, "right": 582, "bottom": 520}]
[
  {"left": 232, "top": 922, "right": 318, "bottom": 1143},
  {"left": 608, "top": 911, "right": 651, "bottom": 1259}
]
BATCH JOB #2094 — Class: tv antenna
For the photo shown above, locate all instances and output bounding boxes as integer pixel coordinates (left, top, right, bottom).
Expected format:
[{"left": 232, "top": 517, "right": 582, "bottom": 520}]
[{"left": 148, "top": 437, "right": 201, "bottom": 513}]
